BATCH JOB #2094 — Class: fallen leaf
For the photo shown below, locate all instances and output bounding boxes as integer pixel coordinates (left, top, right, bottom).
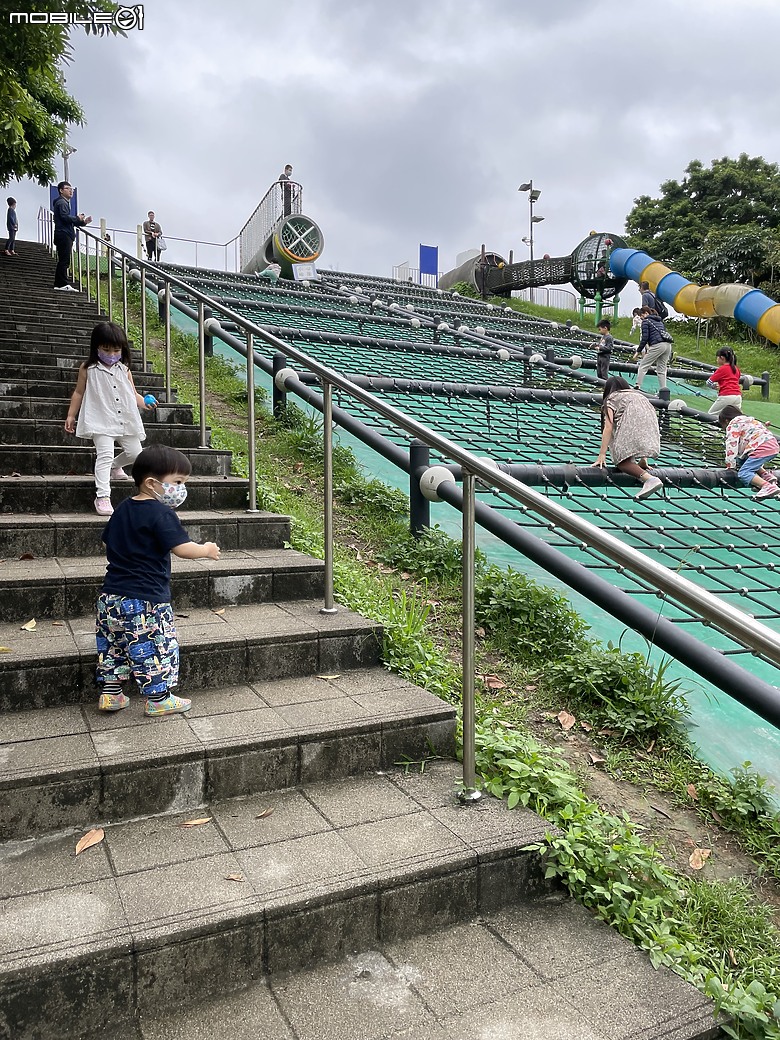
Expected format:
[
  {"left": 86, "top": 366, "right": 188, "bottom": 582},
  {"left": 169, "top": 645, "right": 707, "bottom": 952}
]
[
  {"left": 579, "top": 720, "right": 593, "bottom": 732},
  {"left": 728, "top": 948, "right": 738, "bottom": 967},
  {"left": 255, "top": 807, "right": 275, "bottom": 819},
  {"left": 316, "top": 674, "right": 341, "bottom": 680},
  {"left": 51, "top": 621, "right": 65, "bottom": 627},
  {"left": 212, "top": 608, "right": 226, "bottom": 616},
  {"left": 400, "top": 572, "right": 411, "bottom": 580},
  {"left": 293, "top": 462, "right": 304, "bottom": 473},
  {"left": 711, "top": 808, "right": 724, "bottom": 825},
  {"left": 225, "top": 873, "right": 246, "bottom": 883},
  {"left": 175, "top": 613, "right": 190, "bottom": 619},
  {"left": 597, "top": 728, "right": 617, "bottom": 737},
  {"left": 20, "top": 619, "right": 36, "bottom": 631},
  {"left": 475, "top": 626, "right": 486, "bottom": 638},
  {"left": 19, "top": 552, "right": 34, "bottom": 560},
  {"left": 689, "top": 847, "right": 711, "bottom": 870},
  {"left": 557, "top": 710, "right": 576, "bottom": 732},
  {"left": 650, "top": 804, "right": 673, "bottom": 820},
  {"left": 524, "top": 684, "right": 537, "bottom": 692},
  {"left": 75, "top": 827, "right": 105, "bottom": 856},
  {"left": 686, "top": 783, "right": 699, "bottom": 801},
  {"left": 646, "top": 739, "right": 656, "bottom": 754},
  {"left": 587, "top": 752, "right": 606, "bottom": 766},
  {"left": 179, "top": 817, "right": 212, "bottom": 828},
  {"left": 0, "top": 646, "right": 13, "bottom": 653},
  {"left": 482, "top": 674, "right": 506, "bottom": 690}
]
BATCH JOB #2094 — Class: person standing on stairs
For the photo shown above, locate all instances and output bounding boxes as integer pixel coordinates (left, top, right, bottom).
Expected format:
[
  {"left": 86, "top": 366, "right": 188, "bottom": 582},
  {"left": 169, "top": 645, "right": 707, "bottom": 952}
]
[
  {"left": 52, "top": 181, "right": 92, "bottom": 290},
  {"left": 64, "top": 321, "right": 157, "bottom": 516},
  {"left": 96, "top": 442, "right": 221, "bottom": 717},
  {"left": 5, "top": 197, "right": 18, "bottom": 255}
]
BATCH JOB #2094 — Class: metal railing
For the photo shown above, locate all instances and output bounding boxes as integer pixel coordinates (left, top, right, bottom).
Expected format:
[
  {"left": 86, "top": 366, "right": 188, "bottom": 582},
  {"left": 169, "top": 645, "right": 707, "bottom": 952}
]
[
  {"left": 44, "top": 224, "right": 780, "bottom": 798},
  {"left": 238, "top": 180, "right": 303, "bottom": 272}
]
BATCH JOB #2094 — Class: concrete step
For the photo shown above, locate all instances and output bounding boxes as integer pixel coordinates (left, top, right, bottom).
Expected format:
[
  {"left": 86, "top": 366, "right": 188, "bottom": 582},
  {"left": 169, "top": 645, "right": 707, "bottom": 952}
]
[
  {"left": 0, "top": 444, "right": 231, "bottom": 478},
  {"left": 0, "top": 599, "right": 381, "bottom": 713},
  {"left": 0, "top": 418, "right": 208, "bottom": 449},
  {"left": 0, "top": 508, "right": 289, "bottom": 558},
  {"left": 0, "top": 762, "right": 577, "bottom": 1040},
  {"left": 0, "top": 378, "right": 174, "bottom": 401},
  {"left": 0, "top": 331, "right": 116, "bottom": 351},
  {"left": 0, "top": 360, "right": 164, "bottom": 386},
  {"left": 0, "top": 667, "right": 454, "bottom": 839},
  {"left": 0, "top": 397, "right": 193, "bottom": 423},
  {"left": 0, "top": 474, "right": 247, "bottom": 513},
  {"left": 0, "top": 546, "right": 322, "bottom": 620}
]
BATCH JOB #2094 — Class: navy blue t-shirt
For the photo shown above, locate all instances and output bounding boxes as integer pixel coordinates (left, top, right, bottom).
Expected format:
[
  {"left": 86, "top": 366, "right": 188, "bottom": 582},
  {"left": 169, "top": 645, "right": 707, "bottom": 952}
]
[{"left": 101, "top": 497, "right": 190, "bottom": 604}]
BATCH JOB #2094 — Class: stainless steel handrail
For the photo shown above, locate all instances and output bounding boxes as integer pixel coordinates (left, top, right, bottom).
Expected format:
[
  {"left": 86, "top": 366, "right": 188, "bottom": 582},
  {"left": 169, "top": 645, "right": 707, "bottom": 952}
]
[{"left": 69, "top": 226, "right": 780, "bottom": 794}]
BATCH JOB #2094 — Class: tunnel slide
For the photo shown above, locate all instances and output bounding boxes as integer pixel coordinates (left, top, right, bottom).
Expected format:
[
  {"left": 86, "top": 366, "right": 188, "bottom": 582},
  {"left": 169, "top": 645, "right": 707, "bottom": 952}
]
[{"left": 610, "top": 247, "right": 780, "bottom": 344}]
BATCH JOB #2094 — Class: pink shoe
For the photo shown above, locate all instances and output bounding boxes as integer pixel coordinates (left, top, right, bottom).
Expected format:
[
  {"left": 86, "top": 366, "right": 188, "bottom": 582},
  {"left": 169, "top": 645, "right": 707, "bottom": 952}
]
[
  {"left": 94, "top": 497, "right": 114, "bottom": 515},
  {"left": 111, "top": 467, "right": 131, "bottom": 481},
  {"left": 755, "top": 483, "right": 780, "bottom": 500}
]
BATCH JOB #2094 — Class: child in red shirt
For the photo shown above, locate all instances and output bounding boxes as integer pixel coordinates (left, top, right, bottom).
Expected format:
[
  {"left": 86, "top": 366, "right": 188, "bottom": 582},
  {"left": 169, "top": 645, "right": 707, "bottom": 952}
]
[{"left": 707, "top": 348, "right": 742, "bottom": 416}]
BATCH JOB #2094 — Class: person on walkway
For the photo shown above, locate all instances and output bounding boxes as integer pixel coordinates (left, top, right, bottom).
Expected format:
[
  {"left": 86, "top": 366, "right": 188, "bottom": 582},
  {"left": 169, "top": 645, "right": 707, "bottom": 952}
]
[
  {"left": 595, "top": 318, "right": 613, "bottom": 380},
  {"left": 594, "top": 376, "right": 664, "bottom": 499},
  {"left": 143, "top": 211, "right": 163, "bottom": 261},
  {"left": 52, "top": 181, "right": 91, "bottom": 290},
  {"left": 64, "top": 321, "right": 156, "bottom": 516},
  {"left": 5, "top": 197, "right": 17, "bottom": 256},
  {"left": 95, "top": 442, "right": 220, "bottom": 717},
  {"left": 634, "top": 307, "right": 673, "bottom": 392},
  {"left": 629, "top": 308, "right": 643, "bottom": 336},
  {"left": 707, "top": 347, "right": 743, "bottom": 416},
  {"left": 718, "top": 405, "right": 779, "bottom": 499},
  {"left": 279, "top": 164, "right": 294, "bottom": 216}
]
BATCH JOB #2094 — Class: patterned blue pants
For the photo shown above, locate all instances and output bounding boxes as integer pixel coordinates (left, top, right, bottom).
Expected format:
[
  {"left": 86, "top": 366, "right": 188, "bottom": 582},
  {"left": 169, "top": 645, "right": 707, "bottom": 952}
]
[{"left": 96, "top": 593, "right": 179, "bottom": 698}]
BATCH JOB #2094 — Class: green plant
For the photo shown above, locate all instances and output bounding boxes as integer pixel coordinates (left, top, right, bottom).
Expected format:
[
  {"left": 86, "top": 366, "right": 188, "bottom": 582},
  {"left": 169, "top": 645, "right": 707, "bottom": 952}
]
[
  {"left": 474, "top": 564, "right": 589, "bottom": 661},
  {"left": 700, "top": 762, "right": 779, "bottom": 827},
  {"left": 378, "top": 525, "right": 485, "bottom": 587},
  {"left": 546, "top": 646, "right": 690, "bottom": 742}
]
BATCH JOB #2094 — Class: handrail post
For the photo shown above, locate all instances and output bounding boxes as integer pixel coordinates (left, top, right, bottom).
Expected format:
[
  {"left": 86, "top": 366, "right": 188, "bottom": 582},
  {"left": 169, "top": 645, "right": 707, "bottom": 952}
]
[
  {"left": 245, "top": 332, "right": 258, "bottom": 512},
  {"left": 121, "top": 257, "right": 128, "bottom": 330},
  {"left": 107, "top": 245, "right": 113, "bottom": 321},
  {"left": 96, "top": 236, "right": 102, "bottom": 314},
  {"left": 459, "top": 469, "right": 481, "bottom": 803},
  {"left": 164, "top": 282, "right": 172, "bottom": 403},
  {"left": 409, "top": 440, "right": 430, "bottom": 536},
  {"left": 320, "top": 379, "right": 337, "bottom": 615},
  {"left": 84, "top": 234, "right": 91, "bottom": 303},
  {"left": 197, "top": 300, "right": 207, "bottom": 448},
  {"left": 140, "top": 268, "right": 147, "bottom": 370},
  {"left": 77, "top": 232, "right": 83, "bottom": 288}
]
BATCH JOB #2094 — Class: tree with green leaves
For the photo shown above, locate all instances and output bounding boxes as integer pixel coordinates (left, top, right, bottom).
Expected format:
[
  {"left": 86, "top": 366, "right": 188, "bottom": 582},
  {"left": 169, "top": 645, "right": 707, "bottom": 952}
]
[
  {"left": 0, "top": 0, "right": 123, "bottom": 185},
  {"left": 625, "top": 154, "right": 780, "bottom": 283}
]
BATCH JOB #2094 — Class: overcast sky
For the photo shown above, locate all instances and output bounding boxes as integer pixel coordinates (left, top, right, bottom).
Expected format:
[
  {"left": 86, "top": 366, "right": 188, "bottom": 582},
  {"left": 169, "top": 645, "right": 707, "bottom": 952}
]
[{"left": 7, "top": 0, "right": 780, "bottom": 279}]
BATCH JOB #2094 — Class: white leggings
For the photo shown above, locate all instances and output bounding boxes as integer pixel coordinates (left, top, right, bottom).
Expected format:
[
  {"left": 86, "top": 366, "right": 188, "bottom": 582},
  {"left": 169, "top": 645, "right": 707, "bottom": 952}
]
[
  {"left": 92, "top": 433, "right": 143, "bottom": 498},
  {"left": 708, "top": 394, "right": 742, "bottom": 415}
]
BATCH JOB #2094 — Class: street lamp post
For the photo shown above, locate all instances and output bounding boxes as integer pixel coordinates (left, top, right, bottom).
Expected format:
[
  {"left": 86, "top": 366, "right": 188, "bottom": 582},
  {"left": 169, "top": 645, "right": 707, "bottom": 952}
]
[
  {"left": 518, "top": 181, "right": 544, "bottom": 304},
  {"left": 62, "top": 144, "right": 77, "bottom": 182}
]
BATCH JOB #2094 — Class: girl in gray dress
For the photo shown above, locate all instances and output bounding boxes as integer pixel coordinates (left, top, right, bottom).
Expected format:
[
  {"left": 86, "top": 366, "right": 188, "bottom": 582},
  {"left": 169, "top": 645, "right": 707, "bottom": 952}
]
[{"left": 594, "top": 377, "right": 663, "bottom": 499}]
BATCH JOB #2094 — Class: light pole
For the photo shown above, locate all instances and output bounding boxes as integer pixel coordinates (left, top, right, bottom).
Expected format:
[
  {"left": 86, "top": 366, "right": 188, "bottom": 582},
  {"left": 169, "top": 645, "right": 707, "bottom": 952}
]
[
  {"left": 62, "top": 143, "right": 77, "bottom": 182},
  {"left": 518, "top": 181, "right": 544, "bottom": 304}
]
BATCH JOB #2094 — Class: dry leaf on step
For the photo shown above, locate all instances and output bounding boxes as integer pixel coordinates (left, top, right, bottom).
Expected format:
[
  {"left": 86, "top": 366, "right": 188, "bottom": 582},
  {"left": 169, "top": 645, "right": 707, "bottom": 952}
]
[
  {"left": 557, "top": 710, "right": 576, "bottom": 732},
  {"left": 587, "top": 752, "right": 606, "bottom": 767},
  {"left": 179, "top": 817, "right": 212, "bottom": 828},
  {"left": 316, "top": 674, "right": 341, "bottom": 680},
  {"left": 19, "top": 552, "right": 34, "bottom": 560},
  {"left": 482, "top": 675, "right": 506, "bottom": 690},
  {"left": 20, "top": 619, "right": 36, "bottom": 631},
  {"left": 75, "top": 828, "right": 105, "bottom": 856},
  {"left": 225, "top": 873, "right": 246, "bottom": 883},
  {"left": 52, "top": 621, "right": 65, "bottom": 627},
  {"left": 255, "top": 808, "right": 274, "bottom": 820},
  {"left": 0, "top": 647, "right": 13, "bottom": 653},
  {"left": 579, "top": 720, "right": 593, "bottom": 732},
  {"left": 688, "top": 847, "right": 711, "bottom": 870},
  {"left": 212, "top": 608, "right": 226, "bottom": 616}
]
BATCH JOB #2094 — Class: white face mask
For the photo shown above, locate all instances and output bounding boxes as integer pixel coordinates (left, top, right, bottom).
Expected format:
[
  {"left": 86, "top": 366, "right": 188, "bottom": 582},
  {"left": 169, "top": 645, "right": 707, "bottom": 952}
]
[{"left": 152, "top": 480, "right": 188, "bottom": 509}]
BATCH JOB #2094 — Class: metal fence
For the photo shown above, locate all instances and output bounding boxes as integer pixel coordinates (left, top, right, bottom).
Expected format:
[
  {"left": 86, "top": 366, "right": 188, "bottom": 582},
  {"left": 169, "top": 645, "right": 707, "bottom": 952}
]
[{"left": 238, "top": 180, "right": 303, "bottom": 272}]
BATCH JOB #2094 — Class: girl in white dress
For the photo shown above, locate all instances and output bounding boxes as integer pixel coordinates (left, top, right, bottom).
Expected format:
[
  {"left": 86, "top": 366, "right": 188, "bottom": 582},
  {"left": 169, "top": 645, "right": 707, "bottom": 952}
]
[{"left": 64, "top": 321, "right": 156, "bottom": 515}]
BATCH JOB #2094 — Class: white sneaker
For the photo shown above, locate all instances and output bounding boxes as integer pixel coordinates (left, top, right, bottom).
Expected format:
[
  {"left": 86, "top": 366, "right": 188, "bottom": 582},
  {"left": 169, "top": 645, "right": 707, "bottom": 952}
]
[
  {"left": 94, "top": 497, "right": 114, "bottom": 516},
  {"left": 111, "top": 467, "right": 131, "bottom": 481},
  {"left": 54, "top": 284, "right": 79, "bottom": 292},
  {"left": 636, "top": 475, "right": 663, "bottom": 500}
]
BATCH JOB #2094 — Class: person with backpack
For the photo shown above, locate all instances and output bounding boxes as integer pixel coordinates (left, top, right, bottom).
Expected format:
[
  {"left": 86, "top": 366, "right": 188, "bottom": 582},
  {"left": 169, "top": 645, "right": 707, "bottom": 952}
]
[
  {"left": 633, "top": 307, "right": 673, "bottom": 392},
  {"left": 639, "top": 280, "right": 669, "bottom": 319}
]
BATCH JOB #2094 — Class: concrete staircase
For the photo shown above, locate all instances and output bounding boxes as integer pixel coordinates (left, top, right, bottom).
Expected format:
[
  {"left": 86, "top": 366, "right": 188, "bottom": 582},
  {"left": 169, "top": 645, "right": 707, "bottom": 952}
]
[{"left": 0, "top": 244, "right": 722, "bottom": 1040}]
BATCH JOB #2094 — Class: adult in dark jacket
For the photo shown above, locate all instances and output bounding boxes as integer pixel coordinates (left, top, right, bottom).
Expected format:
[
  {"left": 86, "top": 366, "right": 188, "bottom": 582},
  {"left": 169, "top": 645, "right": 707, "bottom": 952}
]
[
  {"left": 52, "top": 181, "right": 92, "bottom": 290},
  {"left": 634, "top": 307, "right": 672, "bottom": 391}
]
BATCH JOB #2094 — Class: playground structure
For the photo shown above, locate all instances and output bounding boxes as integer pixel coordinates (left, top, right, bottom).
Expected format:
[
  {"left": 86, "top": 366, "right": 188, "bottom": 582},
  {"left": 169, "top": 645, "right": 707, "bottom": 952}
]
[
  {"left": 238, "top": 177, "right": 324, "bottom": 278},
  {"left": 610, "top": 247, "right": 780, "bottom": 344},
  {"left": 439, "top": 232, "right": 629, "bottom": 322}
]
